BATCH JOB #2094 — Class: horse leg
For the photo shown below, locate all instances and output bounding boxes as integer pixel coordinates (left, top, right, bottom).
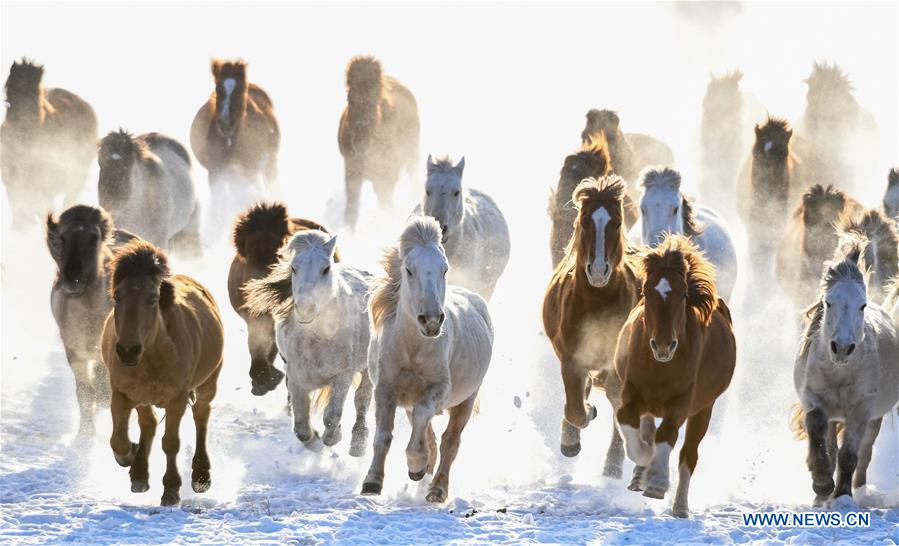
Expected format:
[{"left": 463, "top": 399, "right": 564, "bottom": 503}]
[
  {"left": 643, "top": 393, "right": 690, "bottom": 500},
  {"left": 673, "top": 406, "right": 714, "bottom": 518},
  {"left": 852, "top": 417, "right": 882, "bottom": 489},
  {"left": 322, "top": 375, "right": 352, "bottom": 447},
  {"left": 426, "top": 393, "right": 477, "bottom": 503},
  {"left": 288, "top": 380, "right": 317, "bottom": 446},
  {"left": 109, "top": 389, "right": 138, "bottom": 468},
  {"left": 560, "top": 363, "right": 594, "bottom": 457},
  {"left": 833, "top": 411, "right": 870, "bottom": 499},
  {"left": 69, "top": 356, "right": 97, "bottom": 437},
  {"left": 129, "top": 405, "right": 157, "bottom": 493},
  {"left": 628, "top": 416, "right": 656, "bottom": 491},
  {"left": 804, "top": 407, "right": 835, "bottom": 498},
  {"left": 825, "top": 422, "right": 838, "bottom": 476},
  {"left": 602, "top": 371, "right": 624, "bottom": 478},
  {"left": 191, "top": 365, "right": 221, "bottom": 494},
  {"left": 344, "top": 162, "right": 363, "bottom": 229},
  {"left": 92, "top": 358, "right": 112, "bottom": 407},
  {"left": 616, "top": 383, "right": 653, "bottom": 467},
  {"left": 361, "top": 384, "right": 397, "bottom": 495},
  {"left": 247, "top": 315, "right": 283, "bottom": 395},
  {"left": 374, "top": 173, "right": 397, "bottom": 211},
  {"left": 160, "top": 397, "right": 188, "bottom": 506},
  {"left": 406, "top": 380, "right": 450, "bottom": 480},
  {"left": 349, "top": 370, "right": 373, "bottom": 457}
]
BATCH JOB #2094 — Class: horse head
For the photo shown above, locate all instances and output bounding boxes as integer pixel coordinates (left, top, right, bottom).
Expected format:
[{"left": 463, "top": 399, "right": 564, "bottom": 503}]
[
  {"left": 46, "top": 205, "right": 112, "bottom": 297},
  {"left": 211, "top": 59, "right": 248, "bottom": 139},
  {"left": 572, "top": 175, "right": 628, "bottom": 288},
  {"left": 424, "top": 156, "right": 465, "bottom": 243}
]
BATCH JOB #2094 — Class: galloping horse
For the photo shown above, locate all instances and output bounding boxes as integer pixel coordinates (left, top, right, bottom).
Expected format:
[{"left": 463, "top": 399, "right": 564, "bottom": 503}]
[
  {"left": 2, "top": 59, "right": 97, "bottom": 228},
  {"left": 542, "top": 175, "right": 641, "bottom": 476},
  {"left": 610, "top": 235, "right": 736, "bottom": 518},
  {"left": 699, "top": 70, "right": 746, "bottom": 208},
  {"left": 46, "top": 205, "right": 136, "bottom": 436},
  {"left": 244, "top": 231, "right": 373, "bottom": 455},
  {"left": 631, "top": 167, "right": 738, "bottom": 301},
  {"left": 190, "top": 59, "right": 280, "bottom": 186},
  {"left": 98, "top": 129, "right": 200, "bottom": 253},
  {"left": 339, "top": 56, "right": 420, "bottom": 228},
  {"left": 227, "top": 202, "right": 338, "bottom": 395},
  {"left": 412, "top": 155, "right": 511, "bottom": 299},
  {"left": 102, "top": 242, "right": 224, "bottom": 506},
  {"left": 362, "top": 217, "right": 493, "bottom": 503},
  {"left": 836, "top": 209, "right": 898, "bottom": 304},
  {"left": 793, "top": 235, "right": 898, "bottom": 505}
]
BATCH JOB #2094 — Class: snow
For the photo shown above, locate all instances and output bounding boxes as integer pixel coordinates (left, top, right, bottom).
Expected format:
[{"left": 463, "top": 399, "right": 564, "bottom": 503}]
[{"left": 2, "top": 2, "right": 898, "bottom": 545}]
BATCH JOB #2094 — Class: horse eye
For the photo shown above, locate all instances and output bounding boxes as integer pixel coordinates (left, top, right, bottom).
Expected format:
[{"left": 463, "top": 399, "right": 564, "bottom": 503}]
[
  {"left": 148, "top": 297, "right": 158, "bottom": 306},
  {"left": 453, "top": 191, "right": 460, "bottom": 197},
  {"left": 682, "top": 294, "right": 687, "bottom": 301},
  {"left": 322, "top": 266, "right": 330, "bottom": 276},
  {"left": 672, "top": 206, "right": 679, "bottom": 216},
  {"left": 860, "top": 304, "right": 866, "bottom": 311},
  {"left": 825, "top": 301, "right": 831, "bottom": 308},
  {"left": 405, "top": 267, "right": 413, "bottom": 277},
  {"left": 426, "top": 191, "right": 431, "bottom": 197}
]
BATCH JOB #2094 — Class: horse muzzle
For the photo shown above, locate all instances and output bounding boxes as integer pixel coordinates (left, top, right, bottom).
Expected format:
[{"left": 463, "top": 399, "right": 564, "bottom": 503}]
[
  {"left": 416, "top": 313, "right": 445, "bottom": 338},
  {"left": 829, "top": 340, "right": 856, "bottom": 364},
  {"left": 650, "top": 338, "right": 678, "bottom": 363},
  {"left": 585, "top": 261, "right": 612, "bottom": 287},
  {"left": 115, "top": 343, "right": 143, "bottom": 367}
]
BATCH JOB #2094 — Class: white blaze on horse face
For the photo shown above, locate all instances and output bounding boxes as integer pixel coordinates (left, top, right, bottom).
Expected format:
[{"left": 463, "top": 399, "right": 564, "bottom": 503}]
[
  {"left": 220, "top": 78, "right": 236, "bottom": 120},
  {"left": 655, "top": 277, "right": 673, "bottom": 301},
  {"left": 764, "top": 140, "right": 774, "bottom": 154},
  {"left": 586, "top": 206, "right": 612, "bottom": 286},
  {"left": 640, "top": 185, "right": 682, "bottom": 246},
  {"left": 823, "top": 280, "right": 867, "bottom": 364},
  {"left": 110, "top": 153, "right": 122, "bottom": 161}
]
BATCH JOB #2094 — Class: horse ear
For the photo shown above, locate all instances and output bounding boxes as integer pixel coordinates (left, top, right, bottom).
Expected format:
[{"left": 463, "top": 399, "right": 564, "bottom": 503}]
[
  {"left": 786, "top": 128, "right": 793, "bottom": 139},
  {"left": 888, "top": 168, "right": 899, "bottom": 188},
  {"left": 426, "top": 154, "right": 437, "bottom": 175},
  {"left": 754, "top": 124, "right": 762, "bottom": 137},
  {"left": 454, "top": 157, "right": 465, "bottom": 176},
  {"left": 211, "top": 59, "right": 222, "bottom": 79},
  {"left": 46, "top": 212, "right": 62, "bottom": 262},
  {"left": 323, "top": 235, "right": 338, "bottom": 258},
  {"left": 159, "top": 278, "right": 175, "bottom": 309}
]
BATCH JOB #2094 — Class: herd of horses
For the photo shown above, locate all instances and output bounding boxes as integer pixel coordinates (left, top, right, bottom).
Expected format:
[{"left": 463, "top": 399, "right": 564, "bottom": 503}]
[{"left": 3, "top": 55, "right": 899, "bottom": 516}]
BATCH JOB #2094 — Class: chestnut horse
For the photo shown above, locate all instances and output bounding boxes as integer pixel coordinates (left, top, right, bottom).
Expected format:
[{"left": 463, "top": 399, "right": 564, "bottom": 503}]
[
  {"left": 580, "top": 109, "right": 675, "bottom": 185},
  {"left": 338, "top": 56, "right": 420, "bottom": 228},
  {"left": 775, "top": 184, "right": 864, "bottom": 310},
  {"left": 46, "top": 205, "right": 137, "bottom": 436},
  {"left": 228, "top": 202, "right": 338, "bottom": 395},
  {"left": 547, "top": 136, "right": 638, "bottom": 268},
  {"left": 542, "top": 175, "right": 641, "bottom": 477},
  {"left": 610, "top": 235, "right": 735, "bottom": 518},
  {"left": 190, "top": 59, "right": 280, "bottom": 186},
  {"left": 102, "top": 241, "right": 224, "bottom": 506},
  {"left": 2, "top": 59, "right": 97, "bottom": 227}
]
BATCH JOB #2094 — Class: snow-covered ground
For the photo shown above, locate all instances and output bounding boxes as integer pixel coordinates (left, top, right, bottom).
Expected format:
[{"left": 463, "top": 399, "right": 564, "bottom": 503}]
[{"left": 2, "top": 2, "right": 897, "bottom": 544}]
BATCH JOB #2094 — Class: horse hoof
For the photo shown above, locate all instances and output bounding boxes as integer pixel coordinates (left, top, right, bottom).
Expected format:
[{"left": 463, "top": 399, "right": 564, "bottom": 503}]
[
  {"left": 160, "top": 489, "right": 180, "bottom": 506},
  {"left": 813, "top": 478, "right": 835, "bottom": 497},
  {"left": 130, "top": 480, "right": 150, "bottom": 493},
  {"left": 602, "top": 464, "right": 623, "bottom": 479},
  {"left": 672, "top": 506, "right": 690, "bottom": 519},
  {"left": 114, "top": 442, "right": 139, "bottom": 467},
  {"left": 322, "top": 429, "right": 342, "bottom": 447},
  {"left": 642, "top": 485, "right": 666, "bottom": 500},
  {"left": 408, "top": 469, "right": 426, "bottom": 481},
  {"left": 426, "top": 489, "right": 447, "bottom": 503},
  {"left": 560, "top": 442, "right": 581, "bottom": 458},
  {"left": 361, "top": 482, "right": 382, "bottom": 496},
  {"left": 192, "top": 477, "right": 211, "bottom": 494}
]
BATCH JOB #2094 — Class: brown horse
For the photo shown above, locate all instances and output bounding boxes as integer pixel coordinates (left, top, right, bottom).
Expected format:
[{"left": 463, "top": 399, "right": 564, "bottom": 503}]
[
  {"left": 47, "top": 205, "right": 137, "bottom": 436},
  {"left": 102, "top": 241, "right": 224, "bottom": 506},
  {"left": 776, "top": 184, "right": 864, "bottom": 309},
  {"left": 610, "top": 234, "right": 735, "bottom": 518},
  {"left": 542, "top": 175, "right": 641, "bottom": 477},
  {"left": 547, "top": 136, "right": 638, "bottom": 267},
  {"left": 338, "top": 56, "right": 420, "bottom": 228},
  {"left": 581, "top": 109, "right": 675, "bottom": 185},
  {"left": 190, "top": 59, "right": 279, "bottom": 186},
  {"left": 228, "top": 202, "right": 338, "bottom": 395},
  {"left": 699, "top": 71, "right": 746, "bottom": 207},
  {"left": 2, "top": 59, "right": 97, "bottom": 227}
]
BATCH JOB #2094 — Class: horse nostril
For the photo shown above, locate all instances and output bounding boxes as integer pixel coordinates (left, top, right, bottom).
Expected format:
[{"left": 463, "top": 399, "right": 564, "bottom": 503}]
[
  {"left": 603, "top": 262, "right": 610, "bottom": 276},
  {"left": 438, "top": 313, "right": 446, "bottom": 325},
  {"left": 417, "top": 314, "right": 427, "bottom": 326},
  {"left": 586, "top": 263, "right": 592, "bottom": 275},
  {"left": 669, "top": 340, "right": 678, "bottom": 352},
  {"left": 830, "top": 341, "right": 838, "bottom": 354},
  {"left": 649, "top": 339, "right": 658, "bottom": 352},
  {"left": 441, "top": 225, "right": 448, "bottom": 235},
  {"left": 846, "top": 344, "right": 855, "bottom": 356}
]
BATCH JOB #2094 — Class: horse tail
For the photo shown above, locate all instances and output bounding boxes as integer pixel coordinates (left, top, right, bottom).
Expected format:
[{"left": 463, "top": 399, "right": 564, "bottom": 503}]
[
  {"left": 790, "top": 403, "right": 807, "bottom": 440},
  {"left": 311, "top": 373, "right": 363, "bottom": 413}
]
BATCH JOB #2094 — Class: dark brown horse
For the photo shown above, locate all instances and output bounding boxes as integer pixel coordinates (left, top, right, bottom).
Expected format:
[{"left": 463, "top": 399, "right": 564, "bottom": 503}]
[
  {"left": 338, "top": 56, "right": 420, "bottom": 228},
  {"left": 611, "top": 234, "right": 735, "bottom": 518},
  {"left": 775, "top": 184, "right": 864, "bottom": 309},
  {"left": 2, "top": 59, "right": 97, "bottom": 227},
  {"left": 228, "top": 202, "right": 338, "bottom": 395},
  {"left": 542, "top": 175, "right": 641, "bottom": 477},
  {"left": 581, "top": 109, "right": 675, "bottom": 185},
  {"left": 47, "top": 205, "right": 137, "bottom": 436},
  {"left": 547, "top": 136, "right": 638, "bottom": 267},
  {"left": 102, "top": 241, "right": 224, "bottom": 506},
  {"left": 190, "top": 59, "right": 279, "bottom": 186}
]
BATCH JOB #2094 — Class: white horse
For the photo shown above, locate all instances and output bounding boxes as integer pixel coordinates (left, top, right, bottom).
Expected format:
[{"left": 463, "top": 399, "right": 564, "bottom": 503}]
[
  {"left": 244, "top": 231, "right": 373, "bottom": 456},
  {"left": 361, "top": 217, "right": 493, "bottom": 503},
  {"left": 97, "top": 130, "right": 200, "bottom": 253},
  {"left": 793, "top": 235, "right": 899, "bottom": 505},
  {"left": 411, "top": 155, "right": 510, "bottom": 300},
  {"left": 629, "top": 167, "right": 738, "bottom": 301}
]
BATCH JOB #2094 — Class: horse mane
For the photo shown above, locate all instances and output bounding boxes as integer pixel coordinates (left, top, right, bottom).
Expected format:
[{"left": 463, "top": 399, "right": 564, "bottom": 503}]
[
  {"left": 426, "top": 155, "right": 457, "bottom": 175},
  {"left": 801, "top": 234, "right": 867, "bottom": 356},
  {"left": 796, "top": 184, "right": 846, "bottom": 226},
  {"left": 346, "top": 56, "right": 383, "bottom": 93},
  {"left": 805, "top": 60, "right": 854, "bottom": 94},
  {"left": 99, "top": 129, "right": 157, "bottom": 165},
  {"left": 639, "top": 167, "right": 705, "bottom": 237},
  {"left": 581, "top": 109, "right": 620, "bottom": 144},
  {"left": 369, "top": 217, "right": 443, "bottom": 331},
  {"left": 211, "top": 58, "right": 247, "bottom": 80},
  {"left": 46, "top": 205, "right": 114, "bottom": 264},
  {"left": 837, "top": 209, "right": 899, "bottom": 284},
  {"left": 5, "top": 58, "right": 44, "bottom": 90},
  {"left": 640, "top": 234, "right": 719, "bottom": 326},
  {"left": 233, "top": 202, "right": 290, "bottom": 260},
  {"left": 555, "top": 175, "right": 629, "bottom": 272},
  {"left": 710, "top": 69, "right": 743, "bottom": 86},
  {"left": 109, "top": 240, "right": 175, "bottom": 308}
]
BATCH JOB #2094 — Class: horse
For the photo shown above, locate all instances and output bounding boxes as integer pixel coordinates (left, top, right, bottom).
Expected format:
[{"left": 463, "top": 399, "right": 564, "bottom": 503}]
[
  {"left": 190, "top": 59, "right": 280, "bottom": 187},
  {"left": 227, "top": 202, "right": 339, "bottom": 395},
  {"left": 542, "top": 175, "right": 641, "bottom": 476},
  {"left": 699, "top": 71, "right": 746, "bottom": 207},
  {"left": 581, "top": 109, "right": 675, "bottom": 186},
  {"left": 775, "top": 184, "right": 864, "bottom": 310},
  {"left": 101, "top": 241, "right": 224, "bottom": 506},
  {"left": 411, "top": 156, "right": 511, "bottom": 299},
  {"left": 609, "top": 234, "right": 736, "bottom": 518},
  {"left": 98, "top": 129, "right": 200, "bottom": 253},
  {"left": 836, "top": 209, "right": 898, "bottom": 304},
  {"left": 737, "top": 117, "right": 825, "bottom": 262},
  {"left": 630, "top": 167, "right": 738, "bottom": 301},
  {"left": 796, "top": 61, "right": 879, "bottom": 191},
  {"left": 361, "top": 217, "right": 493, "bottom": 503},
  {"left": 547, "top": 136, "right": 639, "bottom": 268},
  {"left": 339, "top": 56, "right": 420, "bottom": 229},
  {"left": 792, "top": 235, "right": 899, "bottom": 505},
  {"left": 243, "top": 230, "right": 373, "bottom": 455},
  {"left": 46, "top": 205, "right": 137, "bottom": 436},
  {"left": 883, "top": 168, "right": 899, "bottom": 220},
  {"left": 2, "top": 59, "right": 97, "bottom": 228}
]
